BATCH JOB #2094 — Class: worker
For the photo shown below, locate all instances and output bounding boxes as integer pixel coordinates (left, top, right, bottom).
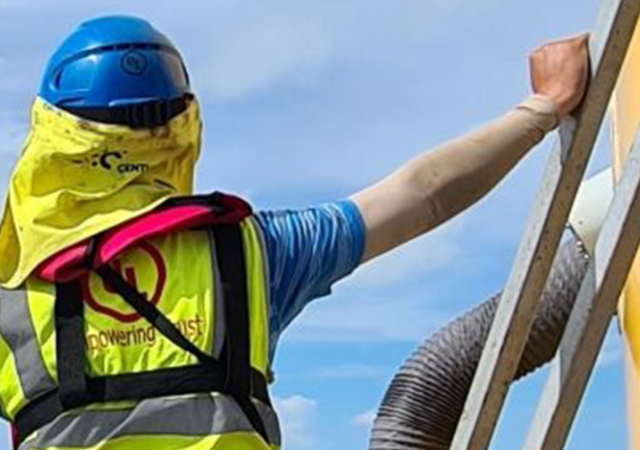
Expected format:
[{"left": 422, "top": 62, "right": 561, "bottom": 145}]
[{"left": 0, "top": 15, "right": 588, "bottom": 450}]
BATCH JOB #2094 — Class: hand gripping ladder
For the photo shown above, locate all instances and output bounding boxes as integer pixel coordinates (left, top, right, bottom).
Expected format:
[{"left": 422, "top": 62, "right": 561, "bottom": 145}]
[{"left": 450, "top": 0, "right": 640, "bottom": 449}]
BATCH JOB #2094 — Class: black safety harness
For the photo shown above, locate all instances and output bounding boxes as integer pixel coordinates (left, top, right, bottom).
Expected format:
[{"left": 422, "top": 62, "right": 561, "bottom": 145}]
[{"left": 14, "top": 203, "right": 272, "bottom": 445}]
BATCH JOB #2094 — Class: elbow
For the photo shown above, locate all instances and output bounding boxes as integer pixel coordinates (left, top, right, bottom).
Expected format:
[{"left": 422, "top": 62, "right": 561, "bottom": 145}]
[
  {"left": 401, "top": 163, "right": 449, "bottom": 233},
  {"left": 422, "top": 194, "right": 447, "bottom": 233}
]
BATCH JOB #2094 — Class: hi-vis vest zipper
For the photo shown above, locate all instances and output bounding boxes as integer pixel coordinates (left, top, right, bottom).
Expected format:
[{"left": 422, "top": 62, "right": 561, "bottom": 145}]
[{"left": 0, "top": 195, "right": 281, "bottom": 450}]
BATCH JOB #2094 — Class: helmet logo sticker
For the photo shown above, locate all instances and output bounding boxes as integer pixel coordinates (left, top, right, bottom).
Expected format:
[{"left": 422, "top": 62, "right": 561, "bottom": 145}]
[
  {"left": 83, "top": 241, "right": 167, "bottom": 323},
  {"left": 121, "top": 50, "right": 149, "bottom": 76}
]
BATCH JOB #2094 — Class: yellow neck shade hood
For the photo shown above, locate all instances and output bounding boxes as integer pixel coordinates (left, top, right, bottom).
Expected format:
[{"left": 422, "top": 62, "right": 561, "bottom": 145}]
[{"left": 0, "top": 98, "right": 202, "bottom": 289}]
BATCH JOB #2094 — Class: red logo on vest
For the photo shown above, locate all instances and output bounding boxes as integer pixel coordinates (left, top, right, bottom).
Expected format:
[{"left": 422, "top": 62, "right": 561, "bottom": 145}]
[{"left": 83, "top": 241, "right": 167, "bottom": 323}]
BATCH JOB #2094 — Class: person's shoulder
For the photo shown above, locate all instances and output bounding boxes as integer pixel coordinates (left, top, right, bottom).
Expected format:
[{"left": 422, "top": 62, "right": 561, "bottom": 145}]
[
  {"left": 253, "top": 199, "right": 366, "bottom": 266},
  {"left": 254, "top": 199, "right": 363, "bottom": 226}
]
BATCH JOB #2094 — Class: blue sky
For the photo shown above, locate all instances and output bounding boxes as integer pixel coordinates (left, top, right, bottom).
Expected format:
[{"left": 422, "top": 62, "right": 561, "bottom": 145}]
[{"left": 0, "top": 1, "right": 629, "bottom": 449}]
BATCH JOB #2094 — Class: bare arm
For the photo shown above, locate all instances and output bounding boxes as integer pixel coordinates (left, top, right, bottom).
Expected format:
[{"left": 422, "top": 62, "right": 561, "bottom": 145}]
[{"left": 351, "top": 35, "right": 589, "bottom": 262}]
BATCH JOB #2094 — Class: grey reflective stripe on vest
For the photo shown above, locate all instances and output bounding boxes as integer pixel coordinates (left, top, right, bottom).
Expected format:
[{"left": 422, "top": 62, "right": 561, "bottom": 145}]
[
  {"left": 19, "top": 394, "right": 282, "bottom": 450},
  {"left": 0, "top": 288, "right": 56, "bottom": 401}
]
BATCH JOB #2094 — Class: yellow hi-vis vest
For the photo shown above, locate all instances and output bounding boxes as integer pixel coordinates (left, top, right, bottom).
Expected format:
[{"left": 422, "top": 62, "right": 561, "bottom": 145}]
[{"left": 0, "top": 198, "right": 281, "bottom": 450}]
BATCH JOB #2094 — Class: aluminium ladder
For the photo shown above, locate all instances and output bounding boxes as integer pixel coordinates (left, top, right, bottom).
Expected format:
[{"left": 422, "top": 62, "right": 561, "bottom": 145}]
[{"left": 449, "top": 0, "right": 640, "bottom": 449}]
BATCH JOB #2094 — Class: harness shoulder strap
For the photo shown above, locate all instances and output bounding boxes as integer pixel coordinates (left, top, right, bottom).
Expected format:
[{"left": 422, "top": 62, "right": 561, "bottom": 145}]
[
  {"left": 212, "top": 224, "right": 270, "bottom": 441},
  {"left": 55, "top": 281, "right": 90, "bottom": 409},
  {"left": 213, "top": 225, "right": 252, "bottom": 395}
]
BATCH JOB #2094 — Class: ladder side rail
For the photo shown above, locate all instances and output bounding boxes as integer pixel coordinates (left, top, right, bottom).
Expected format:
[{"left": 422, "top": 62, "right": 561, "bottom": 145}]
[
  {"left": 521, "top": 121, "right": 640, "bottom": 450},
  {"left": 450, "top": 1, "right": 640, "bottom": 448}
]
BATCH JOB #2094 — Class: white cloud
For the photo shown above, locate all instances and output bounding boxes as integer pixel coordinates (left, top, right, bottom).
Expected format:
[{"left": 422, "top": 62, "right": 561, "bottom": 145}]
[
  {"left": 349, "top": 220, "right": 465, "bottom": 288},
  {"left": 596, "top": 346, "right": 622, "bottom": 369},
  {"left": 0, "top": 0, "right": 31, "bottom": 5},
  {"left": 0, "top": 116, "right": 28, "bottom": 154},
  {"left": 595, "top": 328, "right": 623, "bottom": 369},
  {"left": 287, "top": 289, "right": 452, "bottom": 343},
  {"left": 0, "top": 0, "right": 104, "bottom": 9},
  {"left": 195, "top": 15, "right": 333, "bottom": 101},
  {"left": 0, "top": 114, "right": 28, "bottom": 203},
  {"left": 273, "top": 395, "right": 318, "bottom": 450},
  {"left": 282, "top": 219, "right": 475, "bottom": 343},
  {"left": 155, "top": 1, "right": 507, "bottom": 102},
  {"left": 308, "top": 363, "right": 389, "bottom": 381},
  {"left": 353, "top": 409, "right": 377, "bottom": 428},
  {"left": 0, "top": 0, "right": 519, "bottom": 107}
]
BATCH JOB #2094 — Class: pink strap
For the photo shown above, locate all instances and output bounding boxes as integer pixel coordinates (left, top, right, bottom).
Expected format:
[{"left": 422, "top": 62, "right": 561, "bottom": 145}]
[
  {"left": 98, "top": 205, "right": 211, "bottom": 263},
  {"left": 36, "top": 195, "right": 251, "bottom": 283}
]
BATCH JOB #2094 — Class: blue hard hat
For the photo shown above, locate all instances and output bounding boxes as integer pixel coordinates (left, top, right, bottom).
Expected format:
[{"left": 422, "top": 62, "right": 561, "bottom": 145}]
[{"left": 39, "top": 15, "right": 191, "bottom": 112}]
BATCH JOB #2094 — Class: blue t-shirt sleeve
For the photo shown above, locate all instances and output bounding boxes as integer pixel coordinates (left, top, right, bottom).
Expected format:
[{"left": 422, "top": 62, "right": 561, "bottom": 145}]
[{"left": 254, "top": 200, "right": 365, "bottom": 352}]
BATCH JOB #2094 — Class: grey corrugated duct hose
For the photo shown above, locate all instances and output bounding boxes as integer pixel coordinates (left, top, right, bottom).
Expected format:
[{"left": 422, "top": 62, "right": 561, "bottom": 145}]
[{"left": 368, "top": 169, "right": 613, "bottom": 450}]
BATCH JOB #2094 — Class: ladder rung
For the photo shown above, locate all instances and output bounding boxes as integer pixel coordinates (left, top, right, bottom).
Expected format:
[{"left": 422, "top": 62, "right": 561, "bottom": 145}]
[
  {"left": 450, "top": 0, "right": 640, "bottom": 448},
  {"left": 521, "top": 120, "right": 640, "bottom": 450}
]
